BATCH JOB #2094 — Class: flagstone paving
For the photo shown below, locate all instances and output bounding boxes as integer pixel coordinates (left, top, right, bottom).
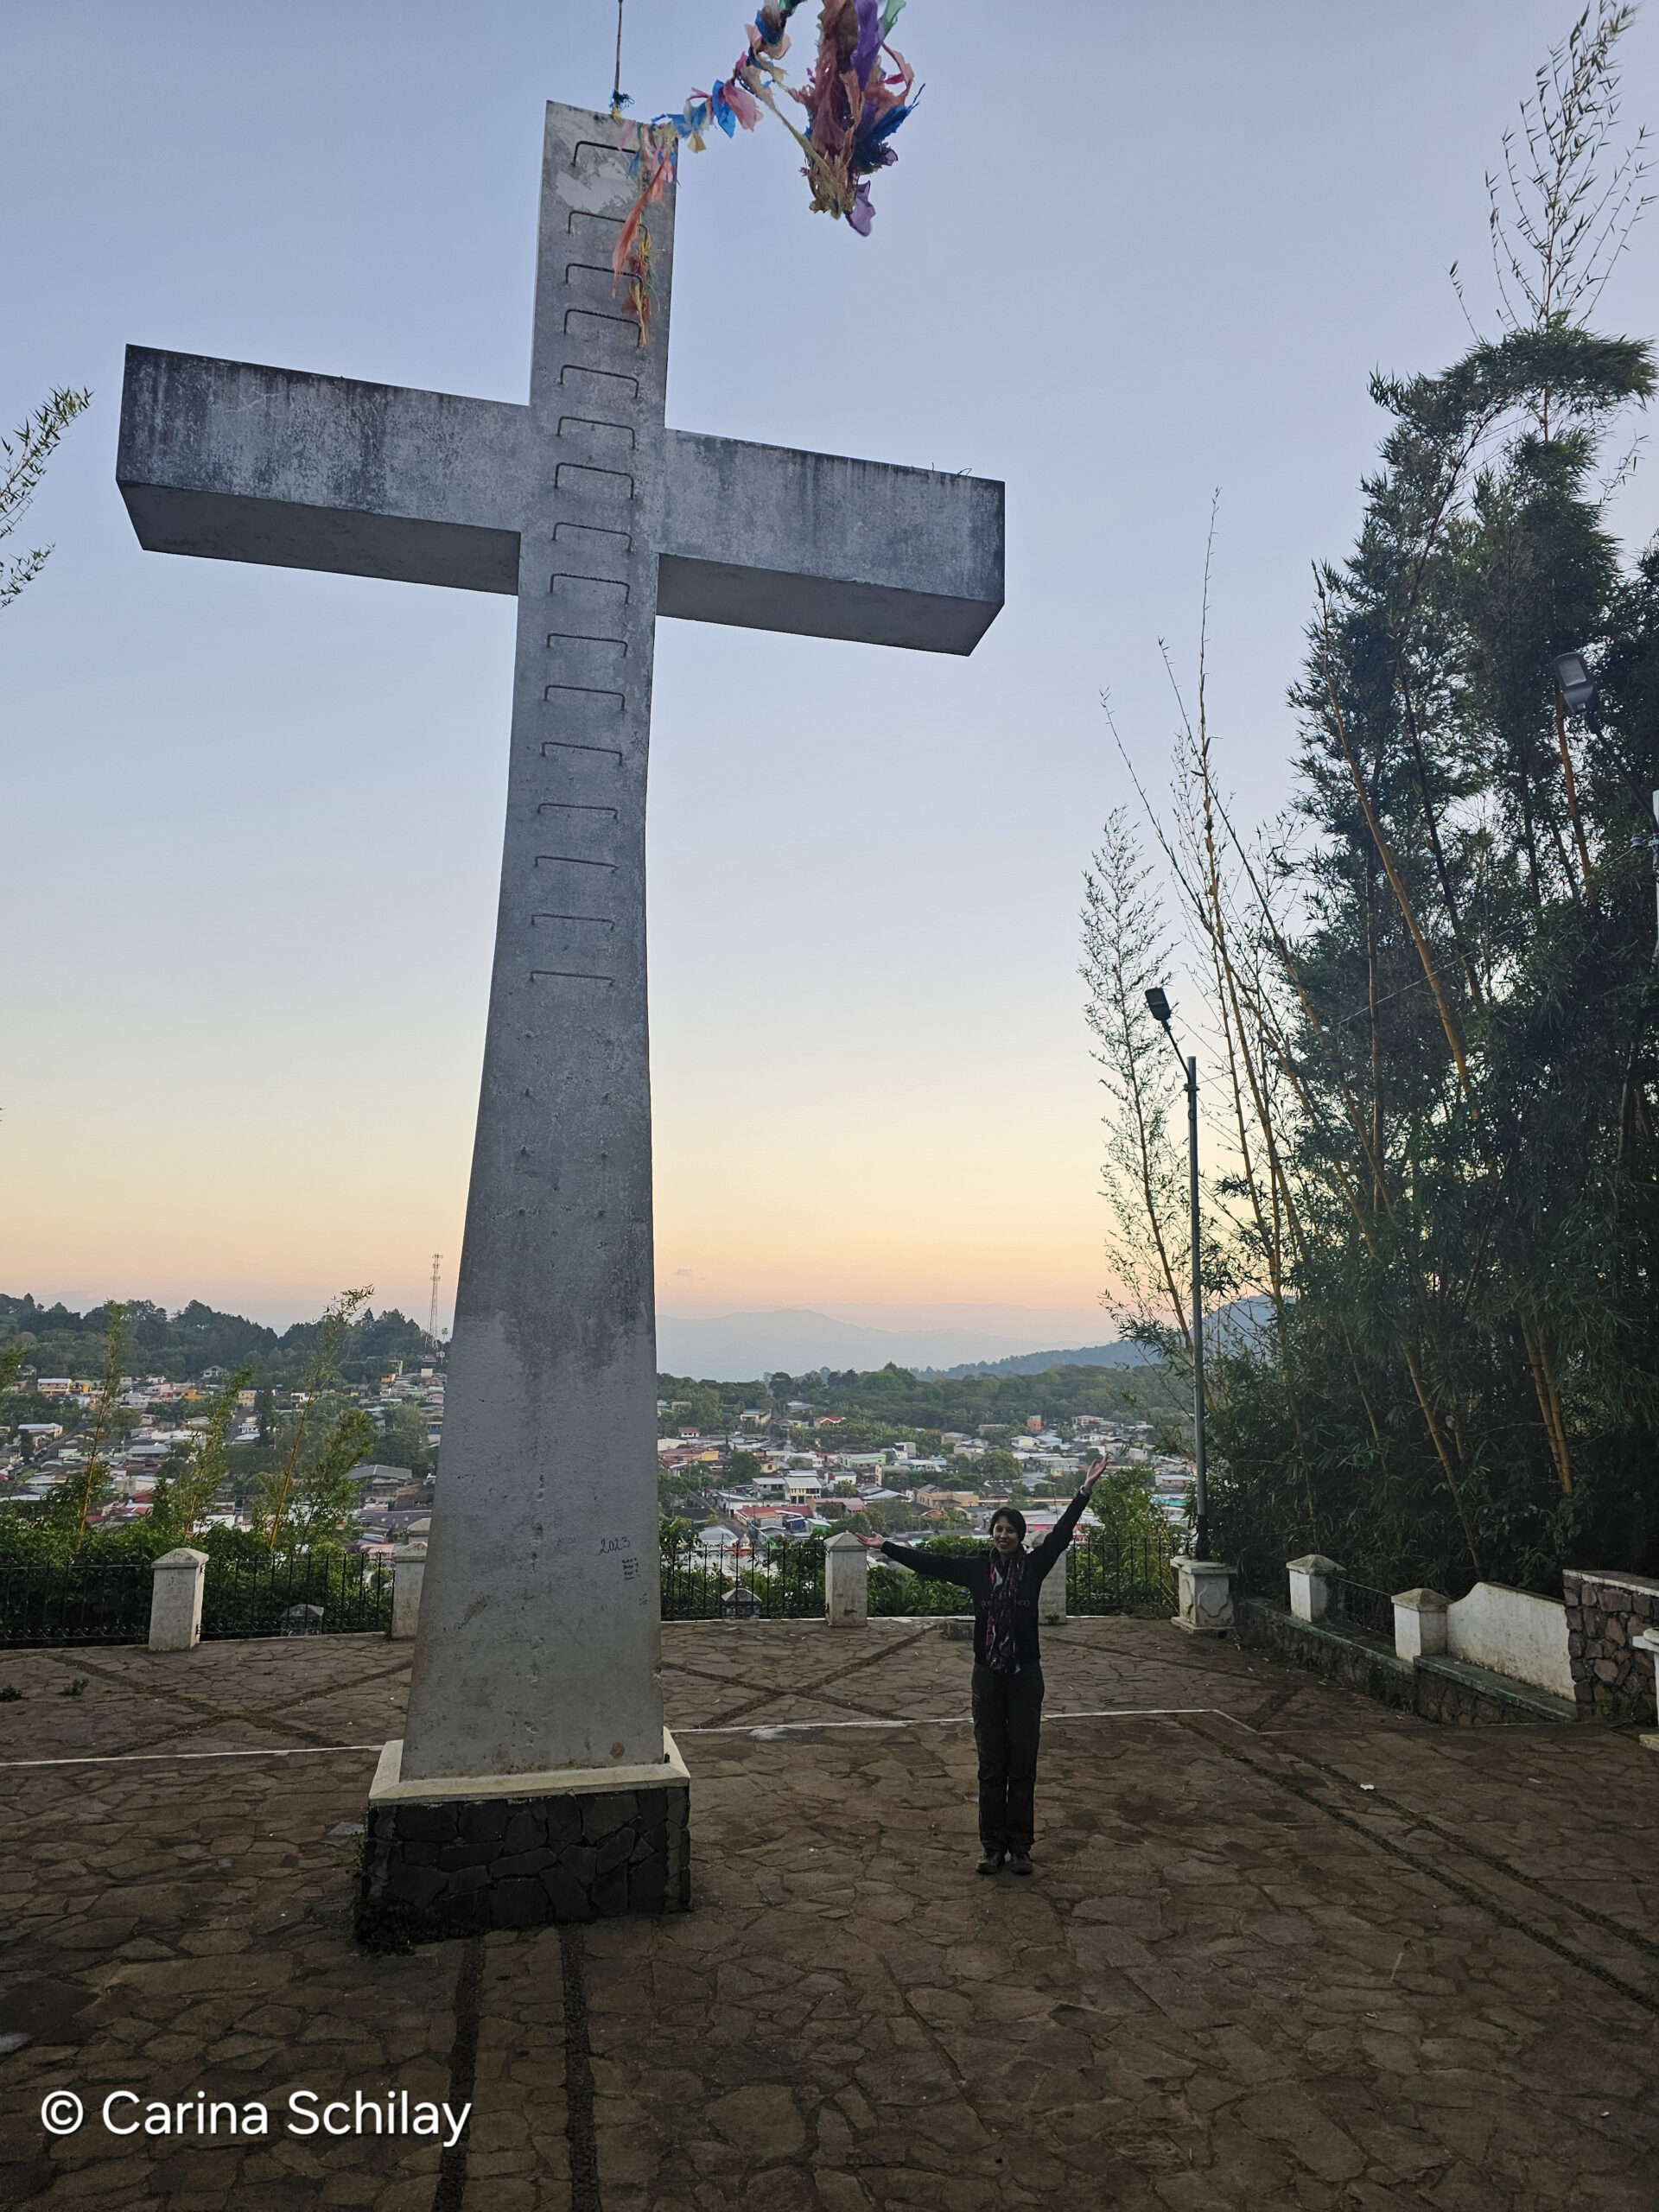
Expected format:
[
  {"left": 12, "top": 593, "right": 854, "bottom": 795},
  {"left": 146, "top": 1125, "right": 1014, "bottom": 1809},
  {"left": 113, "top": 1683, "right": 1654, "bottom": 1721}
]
[{"left": 1, "top": 1617, "right": 1654, "bottom": 2211}]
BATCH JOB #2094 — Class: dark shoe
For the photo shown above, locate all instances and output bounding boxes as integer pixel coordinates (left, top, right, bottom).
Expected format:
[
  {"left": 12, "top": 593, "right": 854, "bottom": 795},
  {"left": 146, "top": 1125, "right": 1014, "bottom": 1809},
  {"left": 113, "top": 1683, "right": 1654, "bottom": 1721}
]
[
  {"left": 976, "top": 1851, "right": 1004, "bottom": 1875},
  {"left": 1008, "top": 1851, "right": 1034, "bottom": 1877}
]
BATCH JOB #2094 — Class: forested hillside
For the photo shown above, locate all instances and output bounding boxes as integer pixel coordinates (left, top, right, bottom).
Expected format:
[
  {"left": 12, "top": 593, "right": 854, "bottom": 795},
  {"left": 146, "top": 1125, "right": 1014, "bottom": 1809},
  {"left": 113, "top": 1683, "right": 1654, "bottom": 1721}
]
[
  {"left": 0, "top": 1295, "right": 434, "bottom": 1386},
  {"left": 657, "top": 1360, "right": 1178, "bottom": 1440}
]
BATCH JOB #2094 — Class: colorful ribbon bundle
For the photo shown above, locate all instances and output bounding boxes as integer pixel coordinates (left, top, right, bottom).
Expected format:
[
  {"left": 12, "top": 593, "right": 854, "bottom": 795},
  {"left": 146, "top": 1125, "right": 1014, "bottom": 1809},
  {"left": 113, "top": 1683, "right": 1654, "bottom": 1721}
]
[{"left": 610, "top": 0, "right": 918, "bottom": 340}]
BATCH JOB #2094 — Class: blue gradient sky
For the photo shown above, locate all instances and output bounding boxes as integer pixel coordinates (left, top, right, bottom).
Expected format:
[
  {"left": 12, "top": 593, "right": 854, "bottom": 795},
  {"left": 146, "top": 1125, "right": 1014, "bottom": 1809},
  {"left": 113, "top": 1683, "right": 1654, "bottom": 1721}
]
[{"left": 5, "top": 1, "right": 1658, "bottom": 1337}]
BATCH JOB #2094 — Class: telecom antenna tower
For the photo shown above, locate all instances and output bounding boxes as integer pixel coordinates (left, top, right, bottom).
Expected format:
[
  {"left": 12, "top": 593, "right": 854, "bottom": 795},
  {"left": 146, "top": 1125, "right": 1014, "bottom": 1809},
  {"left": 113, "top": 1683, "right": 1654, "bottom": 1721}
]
[{"left": 428, "top": 1253, "right": 442, "bottom": 1342}]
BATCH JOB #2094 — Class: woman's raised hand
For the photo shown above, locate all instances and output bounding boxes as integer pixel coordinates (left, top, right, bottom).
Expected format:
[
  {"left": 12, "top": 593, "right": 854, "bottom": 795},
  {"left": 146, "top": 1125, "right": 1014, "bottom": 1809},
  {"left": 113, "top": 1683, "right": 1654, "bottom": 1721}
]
[
  {"left": 1080, "top": 1457, "right": 1109, "bottom": 1494},
  {"left": 855, "top": 1532, "right": 887, "bottom": 1550}
]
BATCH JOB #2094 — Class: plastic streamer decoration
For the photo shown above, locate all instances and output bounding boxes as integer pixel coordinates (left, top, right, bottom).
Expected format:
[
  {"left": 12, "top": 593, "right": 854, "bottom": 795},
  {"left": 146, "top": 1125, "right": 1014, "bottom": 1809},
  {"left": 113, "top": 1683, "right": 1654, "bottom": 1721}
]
[{"left": 610, "top": 0, "right": 918, "bottom": 342}]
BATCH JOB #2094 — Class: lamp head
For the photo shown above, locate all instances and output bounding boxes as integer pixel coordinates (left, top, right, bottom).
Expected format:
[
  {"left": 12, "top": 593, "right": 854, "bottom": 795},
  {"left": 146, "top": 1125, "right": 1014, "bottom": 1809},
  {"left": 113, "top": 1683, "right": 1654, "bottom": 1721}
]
[
  {"left": 1551, "top": 650, "right": 1599, "bottom": 719},
  {"left": 1144, "top": 987, "right": 1172, "bottom": 1025}
]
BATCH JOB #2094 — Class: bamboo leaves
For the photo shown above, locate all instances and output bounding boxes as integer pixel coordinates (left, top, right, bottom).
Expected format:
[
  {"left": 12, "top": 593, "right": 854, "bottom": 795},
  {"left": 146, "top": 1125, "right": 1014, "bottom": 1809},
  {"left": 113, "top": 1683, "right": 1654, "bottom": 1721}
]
[{"left": 0, "top": 387, "right": 91, "bottom": 616}]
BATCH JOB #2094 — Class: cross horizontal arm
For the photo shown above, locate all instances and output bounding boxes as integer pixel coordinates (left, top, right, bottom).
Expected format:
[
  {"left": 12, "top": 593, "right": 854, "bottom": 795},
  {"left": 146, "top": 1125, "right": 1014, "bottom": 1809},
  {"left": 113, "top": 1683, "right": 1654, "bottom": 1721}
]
[
  {"left": 660, "top": 431, "right": 1003, "bottom": 655},
  {"left": 118, "top": 346, "right": 528, "bottom": 593},
  {"left": 118, "top": 349, "right": 1007, "bottom": 654}
]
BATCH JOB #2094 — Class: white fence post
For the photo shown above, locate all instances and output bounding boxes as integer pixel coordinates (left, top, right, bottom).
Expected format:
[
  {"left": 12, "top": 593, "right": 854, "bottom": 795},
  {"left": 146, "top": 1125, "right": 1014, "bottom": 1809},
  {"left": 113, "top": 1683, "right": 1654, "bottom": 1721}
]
[
  {"left": 1287, "top": 1554, "right": 1344, "bottom": 1624},
  {"left": 1171, "top": 1555, "right": 1235, "bottom": 1636},
  {"left": 1392, "top": 1587, "right": 1449, "bottom": 1662},
  {"left": 823, "top": 1533, "right": 868, "bottom": 1627},
  {"left": 391, "top": 1542, "right": 427, "bottom": 1640},
  {"left": 149, "top": 1548, "right": 208, "bottom": 1651},
  {"left": 1037, "top": 1547, "right": 1067, "bottom": 1625}
]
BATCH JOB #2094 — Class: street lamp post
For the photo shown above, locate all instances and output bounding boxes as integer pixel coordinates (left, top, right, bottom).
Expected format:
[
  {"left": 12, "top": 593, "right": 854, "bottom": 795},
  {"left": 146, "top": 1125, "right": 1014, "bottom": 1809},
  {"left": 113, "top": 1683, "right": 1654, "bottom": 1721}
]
[{"left": 1144, "top": 987, "right": 1209, "bottom": 1561}]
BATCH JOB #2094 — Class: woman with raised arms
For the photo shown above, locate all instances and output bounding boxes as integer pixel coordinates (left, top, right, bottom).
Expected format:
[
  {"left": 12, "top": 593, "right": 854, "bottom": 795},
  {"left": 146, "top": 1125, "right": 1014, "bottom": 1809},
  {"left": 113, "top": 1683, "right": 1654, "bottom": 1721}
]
[{"left": 860, "top": 1459, "right": 1105, "bottom": 1876}]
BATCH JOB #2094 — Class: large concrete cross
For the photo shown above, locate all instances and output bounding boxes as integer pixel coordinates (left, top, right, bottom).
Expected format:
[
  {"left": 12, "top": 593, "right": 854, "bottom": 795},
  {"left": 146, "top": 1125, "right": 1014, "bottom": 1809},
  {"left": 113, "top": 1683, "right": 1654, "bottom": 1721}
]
[{"left": 120, "top": 102, "right": 1001, "bottom": 1843}]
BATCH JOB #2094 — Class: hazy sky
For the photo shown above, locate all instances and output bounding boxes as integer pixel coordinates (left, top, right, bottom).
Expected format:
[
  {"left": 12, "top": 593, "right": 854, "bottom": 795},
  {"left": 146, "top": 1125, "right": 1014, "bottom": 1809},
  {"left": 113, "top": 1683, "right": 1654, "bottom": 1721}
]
[{"left": 6, "top": 0, "right": 1659, "bottom": 1338}]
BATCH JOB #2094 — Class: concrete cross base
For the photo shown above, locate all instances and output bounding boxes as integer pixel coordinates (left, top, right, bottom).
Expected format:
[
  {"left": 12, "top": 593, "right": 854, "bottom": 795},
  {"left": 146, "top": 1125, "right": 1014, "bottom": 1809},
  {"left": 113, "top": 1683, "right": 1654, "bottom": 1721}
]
[
  {"left": 1170, "top": 1555, "right": 1236, "bottom": 1637},
  {"left": 356, "top": 1732, "right": 690, "bottom": 1949}
]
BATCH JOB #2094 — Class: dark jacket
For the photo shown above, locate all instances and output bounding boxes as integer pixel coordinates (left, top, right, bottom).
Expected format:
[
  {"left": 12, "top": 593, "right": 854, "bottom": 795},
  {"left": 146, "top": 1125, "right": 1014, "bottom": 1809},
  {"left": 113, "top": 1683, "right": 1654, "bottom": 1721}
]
[{"left": 878, "top": 1490, "right": 1090, "bottom": 1669}]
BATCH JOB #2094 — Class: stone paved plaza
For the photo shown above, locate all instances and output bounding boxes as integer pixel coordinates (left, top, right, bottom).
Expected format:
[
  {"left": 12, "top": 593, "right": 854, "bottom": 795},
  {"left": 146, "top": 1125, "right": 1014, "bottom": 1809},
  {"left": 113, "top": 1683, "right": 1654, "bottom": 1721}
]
[{"left": 0, "top": 1615, "right": 1655, "bottom": 2210}]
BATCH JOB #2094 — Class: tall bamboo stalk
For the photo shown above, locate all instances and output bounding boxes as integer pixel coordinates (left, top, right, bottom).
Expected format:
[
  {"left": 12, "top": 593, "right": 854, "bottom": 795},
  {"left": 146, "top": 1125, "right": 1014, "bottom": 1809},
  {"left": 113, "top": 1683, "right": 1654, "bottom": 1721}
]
[{"left": 1315, "top": 575, "right": 1473, "bottom": 1099}]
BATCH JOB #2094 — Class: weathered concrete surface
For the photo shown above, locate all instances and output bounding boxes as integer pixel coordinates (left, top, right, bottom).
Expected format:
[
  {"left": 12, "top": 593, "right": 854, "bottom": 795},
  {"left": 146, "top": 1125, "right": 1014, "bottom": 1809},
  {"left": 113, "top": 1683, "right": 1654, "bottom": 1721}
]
[
  {"left": 397, "top": 105, "right": 673, "bottom": 1786},
  {"left": 117, "top": 349, "right": 527, "bottom": 589},
  {"left": 146, "top": 1548, "right": 207, "bottom": 1653},
  {"left": 3, "top": 1619, "right": 1654, "bottom": 2210},
  {"left": 119, "top": 358, "right": 1003, "bottom": 650},
  {"left": 1446, "top": 1582, "right": 1575, "bottom": 1702},
  {"left": 117, "top": 101, "right": 1006, "bottom": 1793},
  {"left": 1391, "top": 1586, "right": 1449, "bottom": 1662},
  {"left": 824, "top": 1532, "right": 869, "bottom": 1627},
  {"left": 659, "top": 430, "right": 1002, "bottom": 651},
  {"left": 389, "top": 1545, "right": 425, "bottom": 1643}
]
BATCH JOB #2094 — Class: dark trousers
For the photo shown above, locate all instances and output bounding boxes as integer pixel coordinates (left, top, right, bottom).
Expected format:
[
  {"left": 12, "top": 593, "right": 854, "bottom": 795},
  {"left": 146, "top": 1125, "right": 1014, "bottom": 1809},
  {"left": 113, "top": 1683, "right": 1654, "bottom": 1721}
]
[{"left": 971, "top": 1662, "right": 1044, "bottom": 1853}]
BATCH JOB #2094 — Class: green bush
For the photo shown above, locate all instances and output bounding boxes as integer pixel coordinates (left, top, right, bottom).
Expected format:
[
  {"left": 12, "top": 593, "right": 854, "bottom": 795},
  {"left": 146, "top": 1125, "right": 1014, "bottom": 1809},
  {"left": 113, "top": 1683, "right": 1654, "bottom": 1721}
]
[{"left": 869, "top": 1535, "right": 983, "bottom": 1617}]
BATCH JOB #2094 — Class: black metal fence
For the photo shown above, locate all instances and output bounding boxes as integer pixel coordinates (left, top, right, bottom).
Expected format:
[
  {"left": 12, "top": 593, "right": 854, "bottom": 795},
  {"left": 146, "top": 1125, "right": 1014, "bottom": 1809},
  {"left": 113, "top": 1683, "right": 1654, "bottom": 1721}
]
[
  {"left": 0, "top": 1560, "right": 151, "bottom": 1647},
  {"left": 660, "top": 1533, "right": 823, "bottom": 1620},
  {"left": 660, "top": 1526, "right": 1179, "bottom": 1623},
  {"left": 1068, "top": 1529, "right": 1179, "bottom": 1616},
  {"left": 1332, "top": 1576, "right": 1396, "bottom": 1642},
  {"left": 0, "top": 1549, "right": 396, "bottom": 1649},
  {"left": 0, "top": 1526, "right": 1180, "bottom": 1648},
  {"left": 201, "top": 1551, "right": 393, "bottom": 1639}
]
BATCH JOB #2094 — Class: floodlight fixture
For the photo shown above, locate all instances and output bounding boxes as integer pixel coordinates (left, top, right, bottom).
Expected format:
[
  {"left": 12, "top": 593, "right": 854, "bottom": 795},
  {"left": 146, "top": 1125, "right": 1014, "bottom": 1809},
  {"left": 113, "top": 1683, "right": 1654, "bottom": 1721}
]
[
  {"left": 1552, "top": 650, "right": 1599, "bottom": 721},
  {"left": 1144, "top": 986, "right": 1172, "bottom": 1025}
]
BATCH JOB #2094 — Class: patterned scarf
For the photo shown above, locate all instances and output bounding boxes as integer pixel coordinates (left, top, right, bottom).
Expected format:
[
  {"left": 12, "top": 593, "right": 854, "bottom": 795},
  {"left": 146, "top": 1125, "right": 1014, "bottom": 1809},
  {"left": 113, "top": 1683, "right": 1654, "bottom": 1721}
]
[{"left": 983, "top": 1549, "right": 1025, "bottom": 1674}]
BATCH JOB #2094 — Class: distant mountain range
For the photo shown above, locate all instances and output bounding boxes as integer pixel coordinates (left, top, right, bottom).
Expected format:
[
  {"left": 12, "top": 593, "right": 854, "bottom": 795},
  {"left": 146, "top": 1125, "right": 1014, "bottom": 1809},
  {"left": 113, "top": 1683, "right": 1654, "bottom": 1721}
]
[
  {"left": 935, "top": 1300, "right": 1278, "bottom": 1377},
  {"left": 654, "top": 1307, "right": 1141, "bottom": 1384},
  {"left": 927, "top": 1341, "right": 1155, "bottom": 1379}
]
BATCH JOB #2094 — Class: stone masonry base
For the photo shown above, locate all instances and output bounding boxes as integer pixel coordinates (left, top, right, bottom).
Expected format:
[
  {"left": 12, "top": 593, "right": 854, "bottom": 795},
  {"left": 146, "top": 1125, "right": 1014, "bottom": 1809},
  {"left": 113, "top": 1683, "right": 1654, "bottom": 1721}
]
[
  {"left": 1560, "top": 1568, "right": 1659, "bottom": 1719},
  {"left": 355, "top": 1732, "right": 690, "bottom": 1948}
]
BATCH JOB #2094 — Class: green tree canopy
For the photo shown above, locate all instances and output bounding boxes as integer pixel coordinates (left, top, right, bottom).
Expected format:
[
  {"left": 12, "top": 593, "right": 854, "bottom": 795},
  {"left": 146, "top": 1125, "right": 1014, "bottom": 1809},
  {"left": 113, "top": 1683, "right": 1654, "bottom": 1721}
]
[{"left": 1089, "top": 3, "right": 1659, "bottom": 1595}]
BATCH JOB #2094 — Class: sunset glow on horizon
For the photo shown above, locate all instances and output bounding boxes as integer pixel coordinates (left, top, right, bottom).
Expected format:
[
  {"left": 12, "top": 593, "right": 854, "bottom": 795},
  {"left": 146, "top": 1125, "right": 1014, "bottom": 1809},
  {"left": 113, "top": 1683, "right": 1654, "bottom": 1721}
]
[{"left": 10, "top": 3, "right": 1653, "bottom": 1351}]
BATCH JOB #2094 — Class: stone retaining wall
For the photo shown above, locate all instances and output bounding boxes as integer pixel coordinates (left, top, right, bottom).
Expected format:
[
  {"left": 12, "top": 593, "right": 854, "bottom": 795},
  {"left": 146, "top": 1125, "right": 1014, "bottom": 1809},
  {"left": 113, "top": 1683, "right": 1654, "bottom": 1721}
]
[
  {"left": 1561, "top": 1569, "right": 1659, "bottom": 1719},
  {"left": 1235, "top": 1600, "right": 1416, "bottom": 1712},
  {"left": 1408, "top": 1657, "right": 1568, "bottom": 1726},
  {"left": 1236, "top": 1599, "right": 1576, "bottom": 1725}
]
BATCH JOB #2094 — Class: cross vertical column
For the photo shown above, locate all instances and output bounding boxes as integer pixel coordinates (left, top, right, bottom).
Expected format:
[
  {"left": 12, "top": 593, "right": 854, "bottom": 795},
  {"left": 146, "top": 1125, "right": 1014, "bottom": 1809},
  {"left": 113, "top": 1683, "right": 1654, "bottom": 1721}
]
[
  {"left": 113, "top": 95, "right": 1006, "bottom": 1938},
  {"left": 398, "top": 108, "right": 675, "bottom": 1785}
]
